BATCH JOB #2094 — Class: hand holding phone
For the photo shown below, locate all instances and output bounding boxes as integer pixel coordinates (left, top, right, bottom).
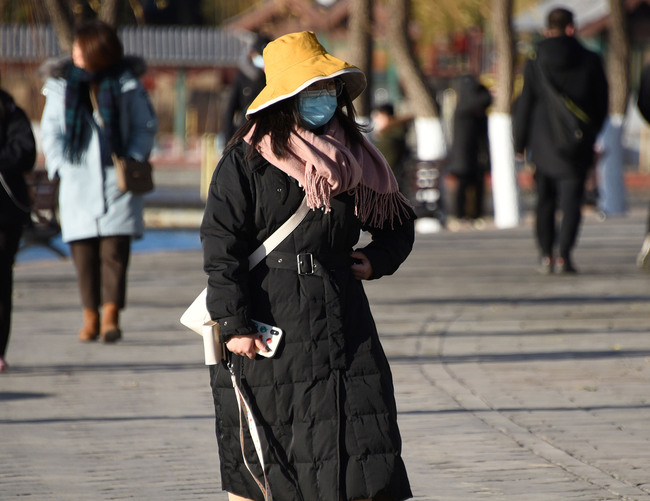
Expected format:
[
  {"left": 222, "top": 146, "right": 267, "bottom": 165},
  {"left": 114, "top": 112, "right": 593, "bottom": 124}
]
[{"left": 251, "top": 320, "right": 284, "bottom": 358}]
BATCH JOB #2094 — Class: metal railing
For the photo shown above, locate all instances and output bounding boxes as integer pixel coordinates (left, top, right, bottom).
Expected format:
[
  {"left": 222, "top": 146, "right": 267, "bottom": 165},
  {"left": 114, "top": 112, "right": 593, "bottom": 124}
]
[{"left": 0, "top": 23, "right": 248, "bottom": 66}]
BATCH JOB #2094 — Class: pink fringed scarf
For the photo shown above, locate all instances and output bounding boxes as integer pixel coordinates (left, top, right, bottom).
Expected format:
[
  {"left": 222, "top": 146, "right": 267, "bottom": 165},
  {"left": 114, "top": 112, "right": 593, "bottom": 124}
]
[{"left": 244, "top": 118, "right": 412, "bottom": 228}]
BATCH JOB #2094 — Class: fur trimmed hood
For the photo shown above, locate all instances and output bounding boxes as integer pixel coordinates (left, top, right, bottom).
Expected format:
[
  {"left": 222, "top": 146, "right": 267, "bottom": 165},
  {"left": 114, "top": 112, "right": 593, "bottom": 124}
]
[{"left": 38, "top": 55, "right": 148, "bottom": 81}]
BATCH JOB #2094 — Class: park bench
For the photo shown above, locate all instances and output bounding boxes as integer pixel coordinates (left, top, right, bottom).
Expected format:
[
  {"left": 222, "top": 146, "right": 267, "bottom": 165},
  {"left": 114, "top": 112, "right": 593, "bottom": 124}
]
[{"left": 20, "top": 169, "right": 66, "bottom": 258}]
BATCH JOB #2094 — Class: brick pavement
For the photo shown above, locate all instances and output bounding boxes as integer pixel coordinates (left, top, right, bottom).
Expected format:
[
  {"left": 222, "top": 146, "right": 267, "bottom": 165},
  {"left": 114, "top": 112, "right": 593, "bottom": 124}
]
[{"left": 2, "top": 206, "right": 650, "bottom": 500}]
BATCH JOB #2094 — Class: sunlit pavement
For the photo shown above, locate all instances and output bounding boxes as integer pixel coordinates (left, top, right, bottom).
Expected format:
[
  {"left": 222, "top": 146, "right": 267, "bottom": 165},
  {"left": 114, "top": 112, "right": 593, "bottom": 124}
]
[{"left": 3, "top": 184, "right": 650, "bottom": 499}]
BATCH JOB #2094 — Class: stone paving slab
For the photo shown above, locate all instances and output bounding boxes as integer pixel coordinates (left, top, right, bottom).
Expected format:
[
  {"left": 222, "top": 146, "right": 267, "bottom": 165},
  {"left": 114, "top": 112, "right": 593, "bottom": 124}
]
[{"left": 2, "top": 207, "right": 650, "bottom": 500}]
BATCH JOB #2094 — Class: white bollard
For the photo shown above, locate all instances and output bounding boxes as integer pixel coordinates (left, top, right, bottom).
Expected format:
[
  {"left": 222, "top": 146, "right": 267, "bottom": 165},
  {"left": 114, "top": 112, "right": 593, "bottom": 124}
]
[
  {"left": 414, "top": 116, "right": 448, "bottom": 161},
  {"left": 488, "top": 112, "right": 520, "bottom": 228}
]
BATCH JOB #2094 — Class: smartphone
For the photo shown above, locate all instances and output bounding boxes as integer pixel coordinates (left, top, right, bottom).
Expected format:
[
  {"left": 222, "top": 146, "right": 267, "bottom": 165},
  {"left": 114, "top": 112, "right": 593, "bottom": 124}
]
[{"left": 251, "top": 320, "right": 284, "bottom": 358}]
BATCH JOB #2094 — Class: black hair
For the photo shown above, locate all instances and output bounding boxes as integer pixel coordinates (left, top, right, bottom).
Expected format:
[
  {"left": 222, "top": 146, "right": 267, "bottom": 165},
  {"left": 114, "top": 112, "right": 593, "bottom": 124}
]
[
  {"left": 374, "top": 103, "right": 395, "bottom": 116},
  {"left": 252, "top": 34, "right": 272, "bottom": 55},
  {"left": 547, "top": 8, "right": 574, "bottom": 33},
  {"left": 229, "top": 81, "right": 367, "bottom": 161}
]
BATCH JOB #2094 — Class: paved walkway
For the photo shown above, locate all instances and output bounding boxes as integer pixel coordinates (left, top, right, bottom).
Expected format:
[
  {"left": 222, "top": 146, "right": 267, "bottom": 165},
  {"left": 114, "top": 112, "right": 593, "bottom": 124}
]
[{"left": 2, "top": 205, "right": 650, "bottom": 500}]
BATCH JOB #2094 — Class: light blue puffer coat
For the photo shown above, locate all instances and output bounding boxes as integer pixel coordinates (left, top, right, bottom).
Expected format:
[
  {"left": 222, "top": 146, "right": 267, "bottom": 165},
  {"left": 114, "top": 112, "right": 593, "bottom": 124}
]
[{"left": 39, "top": 57, "right": 158, "bottom": 243}]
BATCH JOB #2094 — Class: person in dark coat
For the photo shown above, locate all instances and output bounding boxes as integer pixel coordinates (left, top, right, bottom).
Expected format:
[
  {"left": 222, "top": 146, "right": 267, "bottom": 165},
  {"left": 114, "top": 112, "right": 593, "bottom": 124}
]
[
  {"left": 370, "top": 102, "right": 412, "bottom": 194},
  {"left": 635, "top": 63, "right": 650, "bottom": 270},
  {"left": 449, "top": 74, "right": 491, "bottom": 222},
  {"left": 514, "top": 7, "right": 608, "bottom": 274},
  {"left": 220, "top": 34, "right": 271, "bottom": 146},
  {"left": 0, "top": 84, "right": 37, "bottom": 372},
  {"left": 201, "top": 31, "right": 414, "bottom": 501}
]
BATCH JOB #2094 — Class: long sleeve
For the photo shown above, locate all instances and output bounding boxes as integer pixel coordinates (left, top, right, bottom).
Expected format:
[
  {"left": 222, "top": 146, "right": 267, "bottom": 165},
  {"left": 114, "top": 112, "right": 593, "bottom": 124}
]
[
  {"left": 122, "top": 77, "right": 158, "bottom": 161},
  {"left": 638, "top": 65, "right": 650, "bottom": 124},
  {"left": 200, "top": 145, "right": 257, "bottom": 340},
  {"left": 513, "top": 60, "right": 535, "bottom": 154},
  {"left": 40, "top": 78, "right": 69, "bottom": 180},
  {"left": 0, "top": 100, "right": 36, "bottom": 175},
  {"left": 359, "top": 206, "right": 416, "bottom": 280}
]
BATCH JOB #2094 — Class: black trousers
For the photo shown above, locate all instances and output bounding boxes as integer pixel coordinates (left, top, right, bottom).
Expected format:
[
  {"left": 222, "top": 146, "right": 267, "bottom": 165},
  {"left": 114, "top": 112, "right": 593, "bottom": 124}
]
[
  {"left": 69, "top": 236, "right": 131, "bottom": 310},
  {"left": 534, "top": 170, "right": 586, "bottom": 260},
  {"left": 455, "top": 171, "right": 485, "bottom": 219},
  {"left": 0, "top": 225, "right": 23, "bottom": 358}
]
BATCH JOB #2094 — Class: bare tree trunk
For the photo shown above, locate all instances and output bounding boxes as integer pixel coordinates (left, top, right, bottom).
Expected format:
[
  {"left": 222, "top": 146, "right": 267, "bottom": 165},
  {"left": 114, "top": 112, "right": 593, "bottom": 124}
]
[
  {"left": 608, "top": 0, "right": 629, "bottom": 115},
  {"left": 488, "top": 0, "right": 520, "bottom": 228},
  {"left": 385, "top": 0, "right": 437, "bottom": 118},
  {"left": 596, "top": 0, "right": 630, "bottom": 216},
  {"left": 347, "top": 0, "right": 373, "bottom": 119},
  {"left": 42, "top": 0, "right": 121, "bottom": 52},
  {"left": 43, "top": 0, "right": 74, "bottom": 52},
  {"left": 386, "top": 0, "right": 447, "bottom": 229},
  {"left": 98, "top": 0, "right": 121, "bottom": 27},
  {"left": 492, "top": 0, "right": 514, "bottom": 114}
]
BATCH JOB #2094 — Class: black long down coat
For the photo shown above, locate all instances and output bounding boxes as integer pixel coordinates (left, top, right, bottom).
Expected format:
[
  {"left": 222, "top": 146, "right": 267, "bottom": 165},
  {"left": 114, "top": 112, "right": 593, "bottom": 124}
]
[
  {"left": 637, "top": 63, "right": 650, "bottom": 124},
  {"left": 0, "top": 90, "right": 36, "bottom": 228},
  {"left": 200, "top": 140, "right": 414, "bottom": 501},
  {"left": 513, "top": 36, "right": 608, "bottom": 178},
  {"left": 449, "top": 74, "right": 491, "bottom": 178}
]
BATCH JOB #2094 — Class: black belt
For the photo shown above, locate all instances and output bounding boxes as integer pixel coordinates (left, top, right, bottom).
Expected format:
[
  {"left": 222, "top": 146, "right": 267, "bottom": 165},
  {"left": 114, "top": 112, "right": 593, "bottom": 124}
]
[
  {"left": 266, "top": 251, "right": 353, "bottom": 275},
  {"left": 266, "top": 250, "right": 349, "bottom": 369}
]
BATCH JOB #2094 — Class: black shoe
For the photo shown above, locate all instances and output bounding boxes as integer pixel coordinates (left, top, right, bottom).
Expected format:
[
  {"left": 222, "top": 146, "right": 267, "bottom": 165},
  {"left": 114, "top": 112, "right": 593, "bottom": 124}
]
[
  {"left": 537, "top": 256, "right": 554, "bottom": 275},
  {"left": 556, "top": 257, "right": 577, "bottom": 274}
]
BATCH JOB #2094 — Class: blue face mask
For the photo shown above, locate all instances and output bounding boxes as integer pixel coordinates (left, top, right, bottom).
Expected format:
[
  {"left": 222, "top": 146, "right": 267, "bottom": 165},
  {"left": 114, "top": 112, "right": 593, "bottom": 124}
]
[
  {"left": 252, "top": 54, "right": 265, "bottom": 69},
  {"left": 298, "top": 93, "right": 338, "bottom": 129}
]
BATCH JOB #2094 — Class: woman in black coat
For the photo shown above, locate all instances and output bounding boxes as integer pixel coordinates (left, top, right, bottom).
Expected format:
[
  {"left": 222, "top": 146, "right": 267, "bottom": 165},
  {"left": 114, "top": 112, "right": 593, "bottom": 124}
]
[
  {"left": 449, "top": 74, "right": 491, "bottom": 221},
  {"left": 200, "top": 31, "right": 414, "bottom": 501},
  {"left": 0, "top": 86, "right": 37, "bottom": 372}
]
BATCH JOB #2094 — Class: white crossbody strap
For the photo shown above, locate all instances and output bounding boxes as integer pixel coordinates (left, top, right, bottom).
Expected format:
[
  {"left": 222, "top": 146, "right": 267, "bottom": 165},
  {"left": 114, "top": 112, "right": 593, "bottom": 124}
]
[
  {"left": 232, "top": 373, "right": 273, "bottom": 501},
  {"left": 232, "top": 195, "right": 308, "bottom": 501},
  {"left": 248, "top": 196, "right": 310, "bottom": 269}
]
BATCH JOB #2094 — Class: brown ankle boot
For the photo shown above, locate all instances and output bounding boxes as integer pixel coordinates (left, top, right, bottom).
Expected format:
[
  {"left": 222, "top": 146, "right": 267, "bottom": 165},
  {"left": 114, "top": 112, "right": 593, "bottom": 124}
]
[
  {"left": 101, "top": 302, "right": 122, "bottom": 343},
  {"left": 78, "top": 308, "right": 100, "bottom": 342}
]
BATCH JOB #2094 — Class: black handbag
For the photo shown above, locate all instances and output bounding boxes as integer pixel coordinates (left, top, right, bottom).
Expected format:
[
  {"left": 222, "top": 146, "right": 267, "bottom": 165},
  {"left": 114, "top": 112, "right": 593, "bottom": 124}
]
[
  {"left": 90, "top": 90, "right": 154, "bottom": 194},
  {"left": 112, "top": 154, "right": 154, "bottom": 194}
]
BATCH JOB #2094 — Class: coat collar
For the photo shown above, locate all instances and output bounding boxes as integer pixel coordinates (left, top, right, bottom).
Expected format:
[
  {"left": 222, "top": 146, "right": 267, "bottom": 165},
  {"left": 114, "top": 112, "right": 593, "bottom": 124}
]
[{"left": 242, "top": 141, "right": 268, "bottom": 173}]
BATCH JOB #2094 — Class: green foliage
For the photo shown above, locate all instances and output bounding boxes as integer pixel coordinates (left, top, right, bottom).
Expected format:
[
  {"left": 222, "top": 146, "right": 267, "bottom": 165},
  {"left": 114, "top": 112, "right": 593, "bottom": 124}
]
[
  {"left": 0, "top": 0, "right": 44, "bottom": 23},
  {"left": 393, "top": 0, "right": 538, "bottom": 43},
  {"left": 411, "top": 0, "right": 490, "bottom": 41},
  {"left": 201, "top": 0, "right": 262, "bottom": 25}
]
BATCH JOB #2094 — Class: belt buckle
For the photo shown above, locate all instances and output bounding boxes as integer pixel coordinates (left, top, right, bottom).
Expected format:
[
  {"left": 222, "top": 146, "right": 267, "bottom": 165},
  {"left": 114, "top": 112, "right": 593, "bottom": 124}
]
[{"left": 297, "top": 253, "right": 315, "bottom": 275}]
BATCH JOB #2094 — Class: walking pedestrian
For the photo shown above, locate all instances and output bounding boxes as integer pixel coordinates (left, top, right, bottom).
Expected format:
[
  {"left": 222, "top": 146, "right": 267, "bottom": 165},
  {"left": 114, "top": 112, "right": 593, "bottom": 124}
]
[
  {"left": 40, "top": 20, "right": 158, "bottom": 343},
  {"left": 0, "top": 81, "right": 37, "bottom": 372},
  {"left": 220, "top": 33, "right": 271, "bottom": 146},
  {"left": 449, "top": 73, "right": 491, "bottom": 224},
  {"left": 370, "top": 102, "right": 412, "bottom": 194},
  {"left": 201, "top": 31, "right": 414, "bottom": 501},
  {"left": 514, "top": 7, "right": 608, "bottom": 274}
]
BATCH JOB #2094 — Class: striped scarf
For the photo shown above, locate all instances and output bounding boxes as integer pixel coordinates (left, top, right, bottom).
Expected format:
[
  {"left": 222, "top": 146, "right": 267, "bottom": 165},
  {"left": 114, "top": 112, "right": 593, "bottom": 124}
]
[{"left": 64, "top": 64, "right": 124, "bottom": 162}]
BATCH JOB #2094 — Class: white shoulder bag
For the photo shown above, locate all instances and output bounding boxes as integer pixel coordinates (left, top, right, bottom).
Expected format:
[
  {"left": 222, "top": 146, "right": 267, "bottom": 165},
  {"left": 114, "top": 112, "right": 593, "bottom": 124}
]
[
  {"left": 181, "top": 197, "right": 310, "bottom": 501},
  {"left": 180, "top": 196, "right": 310, "bottom": 364}
]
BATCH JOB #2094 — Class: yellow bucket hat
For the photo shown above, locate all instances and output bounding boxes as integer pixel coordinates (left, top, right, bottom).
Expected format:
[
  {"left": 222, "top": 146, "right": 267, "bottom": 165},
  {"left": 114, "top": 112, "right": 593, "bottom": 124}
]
[{"left": 246, "top": 31, "right": 366, "bottom": 117}]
